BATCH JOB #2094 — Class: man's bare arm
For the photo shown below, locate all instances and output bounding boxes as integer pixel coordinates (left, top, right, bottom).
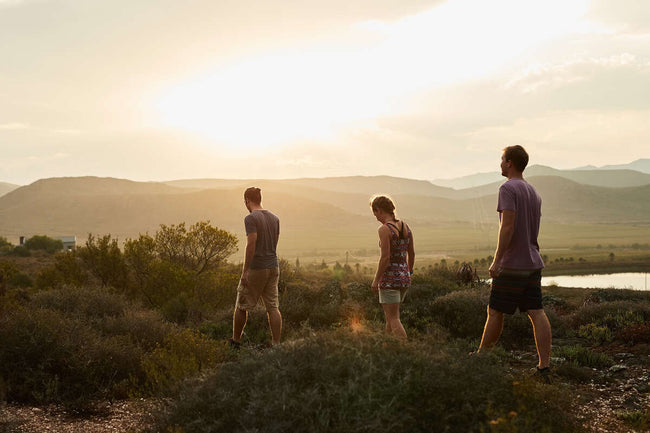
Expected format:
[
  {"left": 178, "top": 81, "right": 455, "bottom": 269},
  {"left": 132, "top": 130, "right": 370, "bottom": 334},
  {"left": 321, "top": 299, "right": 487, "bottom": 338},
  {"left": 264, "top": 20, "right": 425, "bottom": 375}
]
[
  {"left": 489, "top": 210, "right": 515, "bottom": 278},
  {"left": 241, "top": 232, "right": 257, "bottom": 287}
]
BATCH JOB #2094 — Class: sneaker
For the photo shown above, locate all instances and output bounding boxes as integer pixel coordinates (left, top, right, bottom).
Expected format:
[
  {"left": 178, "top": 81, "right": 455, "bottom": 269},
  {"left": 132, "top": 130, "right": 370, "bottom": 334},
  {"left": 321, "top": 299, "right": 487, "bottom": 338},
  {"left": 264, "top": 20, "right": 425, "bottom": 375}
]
[
  {"left": 534, "top": 366, "right": 551, "bottom": 384},
  {"left": 227, "top": 338, "right": 241, "bottom": 350}
]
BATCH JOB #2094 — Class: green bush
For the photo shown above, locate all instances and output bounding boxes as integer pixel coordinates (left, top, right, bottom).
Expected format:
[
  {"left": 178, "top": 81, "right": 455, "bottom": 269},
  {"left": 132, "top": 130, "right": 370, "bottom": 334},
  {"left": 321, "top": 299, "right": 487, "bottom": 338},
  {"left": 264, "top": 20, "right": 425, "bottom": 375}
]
[
  {"left": 10, "top": 246, "right": 30, "bottom": 257},
  {"left": 156, "top": 332, "right": 578, "bottom": 433},
  {"left": 23, "top": 235, "right": 63, "bottom": 254},
  {"left": 571, "top": 301, "right": 650, "bottom": 327},
  {"left": 430, "top": 289, "right": 488, "bottom": 338},
  {"left": 553, "top": 345, "right": 613, "bottom": 368},
  {"left": 0, "top": 287, "right": 223, "bottom": 407},
  {"left": 586, "top": 288, "right": 650, "bottom": 304},
  {"left": 618, "top": 409, "right": 650, "bottom": 430},
  {"left": 141, "top": 329, "right": 228, "bottom": 394},
  {"left": 578, "top": 323, "right": 614, "bottom": 345}
]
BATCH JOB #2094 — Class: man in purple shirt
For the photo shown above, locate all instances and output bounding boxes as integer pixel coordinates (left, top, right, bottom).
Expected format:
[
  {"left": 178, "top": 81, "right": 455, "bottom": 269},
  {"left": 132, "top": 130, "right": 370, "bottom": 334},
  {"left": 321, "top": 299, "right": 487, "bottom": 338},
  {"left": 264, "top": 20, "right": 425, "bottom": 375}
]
[{"left": 477, "top": 145, "right": 552, "bottom": 379}]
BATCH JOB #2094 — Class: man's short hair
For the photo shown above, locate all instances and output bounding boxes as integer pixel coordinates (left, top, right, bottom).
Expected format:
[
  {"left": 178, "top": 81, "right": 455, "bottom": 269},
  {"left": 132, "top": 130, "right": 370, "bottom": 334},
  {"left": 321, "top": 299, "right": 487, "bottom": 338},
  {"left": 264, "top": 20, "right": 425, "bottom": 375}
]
[
  {"left": 503, "top": 145, "right": 529, "bottom": 172},
  {"left": 244, "top": 187, "right": 262, "bottom": 204}
]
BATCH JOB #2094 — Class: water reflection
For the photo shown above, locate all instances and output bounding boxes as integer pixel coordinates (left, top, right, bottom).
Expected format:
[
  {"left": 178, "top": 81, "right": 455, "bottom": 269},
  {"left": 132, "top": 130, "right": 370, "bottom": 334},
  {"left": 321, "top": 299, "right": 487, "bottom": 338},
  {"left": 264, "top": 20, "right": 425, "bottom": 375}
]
[{"left": 542, "top": 273, "right": 649, "bottom": 290}]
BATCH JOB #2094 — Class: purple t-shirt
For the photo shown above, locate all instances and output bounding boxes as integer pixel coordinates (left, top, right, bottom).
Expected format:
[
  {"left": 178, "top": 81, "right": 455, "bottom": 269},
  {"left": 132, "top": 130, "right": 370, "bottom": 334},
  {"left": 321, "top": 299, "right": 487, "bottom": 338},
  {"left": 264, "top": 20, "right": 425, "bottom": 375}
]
[
  {"left": 244, "top": 210, "right": 280, "bottom": 270},
  {"left": 497, "top": 178, "right": 545, "bottom": 270}
]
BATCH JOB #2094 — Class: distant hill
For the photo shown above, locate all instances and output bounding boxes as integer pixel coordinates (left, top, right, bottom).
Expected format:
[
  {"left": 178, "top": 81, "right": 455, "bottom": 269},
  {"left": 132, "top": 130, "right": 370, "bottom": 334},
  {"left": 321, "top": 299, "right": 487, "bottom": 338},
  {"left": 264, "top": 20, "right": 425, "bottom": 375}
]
[
  {"left": 0, "top": 182, "right": 20, "bottom": 198},
  {"left": 592, "top": 158, "right": 650, "bottom": 174},
  {"left": 1, "top": 175, "right": 649, "bottom": 251},
  {"left": 166, "top": 175, "right": 459, "bottom": 199},
  {"left": 433, "top": 164, "right": 650, "bottom": 189},
  {"left": 431, "top": 172, "right": 503, "bottom": 189}
]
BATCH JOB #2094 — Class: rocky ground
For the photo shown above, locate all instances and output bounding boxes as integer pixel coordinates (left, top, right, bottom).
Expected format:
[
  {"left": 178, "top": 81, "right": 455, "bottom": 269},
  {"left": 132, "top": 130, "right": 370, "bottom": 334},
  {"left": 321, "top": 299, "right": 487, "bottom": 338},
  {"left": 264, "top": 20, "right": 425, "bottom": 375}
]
[{"left": 0, "top": 399, "right": 160, "bottom": 433}]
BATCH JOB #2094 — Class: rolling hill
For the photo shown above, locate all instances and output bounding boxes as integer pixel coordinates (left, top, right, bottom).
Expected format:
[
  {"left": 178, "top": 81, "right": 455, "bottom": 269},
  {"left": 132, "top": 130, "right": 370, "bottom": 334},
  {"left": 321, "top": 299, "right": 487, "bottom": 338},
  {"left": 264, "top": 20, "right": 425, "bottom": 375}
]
[
  {"left": 433, "top": 164, "right": 650, "bottom": 189},
  {"left": 0, "top": 182, "right": 20, "bottom": 198},
  {"left": 1, "top": 175, "right": 649, "bottom": 251}
]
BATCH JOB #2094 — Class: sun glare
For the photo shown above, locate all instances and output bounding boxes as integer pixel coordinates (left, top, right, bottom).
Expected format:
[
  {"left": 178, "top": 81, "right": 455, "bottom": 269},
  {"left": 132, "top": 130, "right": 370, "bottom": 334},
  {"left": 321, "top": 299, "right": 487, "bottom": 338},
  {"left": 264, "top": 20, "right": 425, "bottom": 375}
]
[{"left": 154, "top": 0, "right": 591, "bottom": 150}]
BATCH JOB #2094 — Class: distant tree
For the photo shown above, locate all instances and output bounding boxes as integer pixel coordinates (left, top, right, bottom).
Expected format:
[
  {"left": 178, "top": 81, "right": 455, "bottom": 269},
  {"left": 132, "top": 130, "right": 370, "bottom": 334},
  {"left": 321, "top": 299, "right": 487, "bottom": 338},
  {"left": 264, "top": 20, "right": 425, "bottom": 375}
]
[
  {"left": 78, "top": 234, "right": 128, "bottom": 288},
  {"left": 0, "top": 237, "right": 12, "bottom": 255},
  {"left": 295, "top": 257, "right": 301, "bottom": 269},
  {"left": 609, "top": 252, "right": 615, "bottom": 262},
  {"left": 154, "top": 221, "right": 238, "bottom": 275},
  {"left": 35, "top": 251, "right": 88, "bottom": 291},
  {"left": 23, "top": 235, "right": 63, "bottom": 254}
]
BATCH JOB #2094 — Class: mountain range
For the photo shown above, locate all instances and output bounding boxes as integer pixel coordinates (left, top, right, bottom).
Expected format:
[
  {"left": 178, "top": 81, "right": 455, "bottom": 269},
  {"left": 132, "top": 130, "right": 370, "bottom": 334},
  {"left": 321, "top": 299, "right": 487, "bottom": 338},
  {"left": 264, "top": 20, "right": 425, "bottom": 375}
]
[
  {"left": 0, "top": 170, "right": 648, "bottom": 247},
  {"left": 432, "top": 160, "right": 650, "bottom": 189}
]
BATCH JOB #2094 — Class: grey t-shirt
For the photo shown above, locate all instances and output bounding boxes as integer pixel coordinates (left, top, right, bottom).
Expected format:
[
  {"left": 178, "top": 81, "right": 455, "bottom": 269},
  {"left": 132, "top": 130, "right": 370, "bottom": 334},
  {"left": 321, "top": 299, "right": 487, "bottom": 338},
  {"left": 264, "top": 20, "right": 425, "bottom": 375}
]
[
  {"left": 244, "top": 209, "right": 280, "bottom": 270},
  {"left": 497, "top": 178, "right": 545, "bottom": 270}
]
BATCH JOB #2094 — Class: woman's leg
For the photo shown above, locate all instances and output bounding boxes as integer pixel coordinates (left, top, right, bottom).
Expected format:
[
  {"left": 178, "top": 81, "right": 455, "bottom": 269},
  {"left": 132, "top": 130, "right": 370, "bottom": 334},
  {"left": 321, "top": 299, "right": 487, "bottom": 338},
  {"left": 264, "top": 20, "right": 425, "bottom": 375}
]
[{"left": 381, "top": 302, "right": 407, "bottom": 339}]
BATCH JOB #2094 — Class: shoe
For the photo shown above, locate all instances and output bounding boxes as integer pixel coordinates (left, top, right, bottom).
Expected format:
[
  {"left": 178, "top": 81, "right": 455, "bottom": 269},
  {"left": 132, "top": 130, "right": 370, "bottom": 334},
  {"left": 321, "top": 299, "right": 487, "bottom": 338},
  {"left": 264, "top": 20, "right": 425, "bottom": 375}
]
[
  {"left": 227, "top": 338, "right": 241, "bottom": 350},
  {"left": 534, "top": 366, "right": 551, "bottom": 384}
]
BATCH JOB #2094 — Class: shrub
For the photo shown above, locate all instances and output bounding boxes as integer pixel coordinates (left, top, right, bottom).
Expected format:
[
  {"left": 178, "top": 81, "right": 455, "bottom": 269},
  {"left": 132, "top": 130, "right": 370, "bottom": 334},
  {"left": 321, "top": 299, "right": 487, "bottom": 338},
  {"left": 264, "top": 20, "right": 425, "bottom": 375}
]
[
  {"left": 585, "top": 289, "right": 650, "bottom": 304},
  {"left": 141, "top": 329, "right": 228, "bottom": 394},
  {"left": 578, "top": 323, "right": 614, "bottom": 345},
  {"left": 617, "top": 322, "right": 650, "bottom": 345},
  {"left": 430, "top": 289, "right": 488, "bottom": 338},
  {"left": 0, "top": 287, "right": 223, "bottom": 407},
  {"left": 553, "top": 345, "right": 613, "bottom": 368},
  {"left": 23, "top": 235, "right": 63, "bottom": 254},
  {"left": 571, "top": 301, "right": 650, "bottom": 329},
  {"left": 156, "top": 332, "right": 578, "bottom": 433},
  {"left": 9, "top": 246, "right": 30, "bottom": 257},
  {"left": 618, "top": 409, "right": 650, "bottom": 430}
]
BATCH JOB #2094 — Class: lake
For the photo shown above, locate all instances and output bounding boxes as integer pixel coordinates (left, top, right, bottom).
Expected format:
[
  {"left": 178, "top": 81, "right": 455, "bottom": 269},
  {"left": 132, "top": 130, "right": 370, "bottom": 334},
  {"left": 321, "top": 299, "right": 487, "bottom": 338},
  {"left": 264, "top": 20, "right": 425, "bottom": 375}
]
[{"left": 542, "top": 272, "right": 649, "bottom": 290}]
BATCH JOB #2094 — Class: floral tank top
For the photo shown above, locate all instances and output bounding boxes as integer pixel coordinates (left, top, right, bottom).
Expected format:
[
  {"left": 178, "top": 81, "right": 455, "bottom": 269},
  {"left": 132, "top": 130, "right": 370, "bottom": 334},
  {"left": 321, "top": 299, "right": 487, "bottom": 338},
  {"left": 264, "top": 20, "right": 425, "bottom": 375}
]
[{"left": 379, "top": 221, "right": 411, "bottom": 289}]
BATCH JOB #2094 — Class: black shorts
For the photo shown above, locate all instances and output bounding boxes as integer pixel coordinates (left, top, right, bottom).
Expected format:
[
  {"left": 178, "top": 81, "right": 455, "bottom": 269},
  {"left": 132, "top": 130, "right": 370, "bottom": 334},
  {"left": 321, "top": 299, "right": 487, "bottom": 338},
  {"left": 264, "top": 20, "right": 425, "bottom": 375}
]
[{"left": 489, "top": 269, "right": 543, "bottom": 315}]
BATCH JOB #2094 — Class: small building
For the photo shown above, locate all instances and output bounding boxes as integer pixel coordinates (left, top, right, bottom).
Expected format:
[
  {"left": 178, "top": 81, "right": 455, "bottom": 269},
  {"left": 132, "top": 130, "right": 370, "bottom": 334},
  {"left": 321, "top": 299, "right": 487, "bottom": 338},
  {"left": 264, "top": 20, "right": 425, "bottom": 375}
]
[{"left": 58, "top": 236, "right": 76, "bottom": 251}]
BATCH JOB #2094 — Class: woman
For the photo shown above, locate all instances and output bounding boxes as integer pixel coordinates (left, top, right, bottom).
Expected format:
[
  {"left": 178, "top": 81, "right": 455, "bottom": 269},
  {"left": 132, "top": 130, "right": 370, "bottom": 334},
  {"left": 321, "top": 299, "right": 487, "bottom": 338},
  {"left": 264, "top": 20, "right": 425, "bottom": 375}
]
[{"left": 370, "top": 195, "right": 415, "bottom": 339}]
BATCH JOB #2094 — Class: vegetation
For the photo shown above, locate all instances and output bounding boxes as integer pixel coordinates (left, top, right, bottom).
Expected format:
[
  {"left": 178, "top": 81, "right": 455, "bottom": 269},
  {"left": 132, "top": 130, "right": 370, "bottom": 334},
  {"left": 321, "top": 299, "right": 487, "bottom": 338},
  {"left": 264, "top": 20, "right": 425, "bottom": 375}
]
[{"left": 1, "top": 223, "right": 649, "bottom": 431}]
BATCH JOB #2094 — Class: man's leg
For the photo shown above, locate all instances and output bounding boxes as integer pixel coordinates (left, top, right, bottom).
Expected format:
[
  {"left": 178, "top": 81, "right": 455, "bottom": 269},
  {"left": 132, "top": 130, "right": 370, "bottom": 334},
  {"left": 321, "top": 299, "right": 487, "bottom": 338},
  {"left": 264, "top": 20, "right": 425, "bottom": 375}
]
[
  {"left": 267, "top": 309, "right": 282, "bottom": 345},
  {"left": 381, "top": 303, "right": 407, "bottom": 339},
  {"left": 232, "top": 307, "right": 248, "bottom": 342},
  {"left": 527, "top": 309, "right": 552, "bottom": 369},
  {"left": 261, "top": 267, "right": 282, "bottom": 345},
  {"left": 479, "top": 307, "right": 504, "bottom": 351}
]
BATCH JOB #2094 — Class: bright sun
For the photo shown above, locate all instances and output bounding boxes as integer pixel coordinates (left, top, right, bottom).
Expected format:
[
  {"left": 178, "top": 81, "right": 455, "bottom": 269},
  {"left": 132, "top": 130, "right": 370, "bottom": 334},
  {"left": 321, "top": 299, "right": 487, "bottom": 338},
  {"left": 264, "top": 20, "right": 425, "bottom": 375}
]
[{"left": 154, "top": 0, "right": 591, "bottom": 151}]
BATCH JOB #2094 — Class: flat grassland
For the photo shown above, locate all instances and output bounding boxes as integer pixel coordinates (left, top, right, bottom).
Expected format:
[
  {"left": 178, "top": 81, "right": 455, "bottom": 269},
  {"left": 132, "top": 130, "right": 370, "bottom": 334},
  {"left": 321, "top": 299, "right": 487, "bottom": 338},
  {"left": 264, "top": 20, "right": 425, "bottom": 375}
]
[{"left": 272, "top": 222, "right": 650, "bottom": 272}]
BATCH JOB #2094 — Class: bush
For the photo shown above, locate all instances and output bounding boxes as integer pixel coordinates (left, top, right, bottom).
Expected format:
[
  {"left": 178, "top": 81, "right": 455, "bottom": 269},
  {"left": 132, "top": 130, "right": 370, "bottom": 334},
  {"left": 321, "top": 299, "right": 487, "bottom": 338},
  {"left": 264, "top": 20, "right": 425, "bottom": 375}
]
[
  {"left": 430, "top": 289, "right": 488, "bottom": 338},
  {"left": 0, "top": 287, "right": 223, "bottom": 407},
  {"left": 156, "top": 332, "right": 578, "bottom": 433},
  {"left": 141, "top": 329, "right": 228, "bottom": 394},
  {"left": 585, "top": 289, "right": 650, "bottom": 304},
  {"left": 553, "top": 345, "right": 613, "bottom": 368},
  {"left": 571, "top": 301, "right": 650, "bottom": 328},
  {"left": 23, "top": 235, "right": 63, "bottom": 254},
  {"left": 10, "top": 246, "right": 30, "bottom": 257}
]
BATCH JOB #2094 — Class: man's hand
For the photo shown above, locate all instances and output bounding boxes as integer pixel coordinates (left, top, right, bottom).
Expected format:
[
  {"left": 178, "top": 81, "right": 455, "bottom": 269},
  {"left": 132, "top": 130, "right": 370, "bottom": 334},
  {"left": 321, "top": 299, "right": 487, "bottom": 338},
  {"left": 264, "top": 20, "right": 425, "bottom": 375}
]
[
  {"left": 371, "top": 279, "right": 379, "bottom": 294},
  {"left": 240, "top": 270, "right": 249, "bottom": 288},
  {"left": 489, "top": 261, "right": 502, "bottom": 279}
]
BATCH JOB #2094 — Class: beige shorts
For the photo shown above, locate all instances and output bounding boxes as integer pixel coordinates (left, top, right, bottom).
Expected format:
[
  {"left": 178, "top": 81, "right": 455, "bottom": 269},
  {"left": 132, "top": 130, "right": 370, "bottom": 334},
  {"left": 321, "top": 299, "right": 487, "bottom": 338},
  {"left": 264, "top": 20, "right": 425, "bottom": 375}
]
[
  {"left": 379, "top": 287, "right": 408, "bottom": 304},
  {"left": 235, "top": 267, "right": 280, "bottom": 312}
]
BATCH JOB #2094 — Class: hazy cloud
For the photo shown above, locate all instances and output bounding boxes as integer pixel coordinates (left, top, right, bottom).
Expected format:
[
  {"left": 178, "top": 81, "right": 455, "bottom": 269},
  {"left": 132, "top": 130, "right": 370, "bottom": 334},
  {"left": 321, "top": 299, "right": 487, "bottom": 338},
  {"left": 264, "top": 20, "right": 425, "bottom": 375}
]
[{"left": 0, "top": 122, "right": 29, "bottom": 130}]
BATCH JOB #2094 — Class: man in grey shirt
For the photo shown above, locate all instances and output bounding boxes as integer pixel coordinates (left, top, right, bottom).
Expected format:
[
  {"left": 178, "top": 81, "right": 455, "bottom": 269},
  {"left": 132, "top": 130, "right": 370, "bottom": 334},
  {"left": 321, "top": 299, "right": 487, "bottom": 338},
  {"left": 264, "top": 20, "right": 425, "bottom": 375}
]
[
  {"left": 477, "top": 145, "right": 552, "bottom": 380},
  {"left": 230, "top": 187, "right": 282, "bottom": 347}
]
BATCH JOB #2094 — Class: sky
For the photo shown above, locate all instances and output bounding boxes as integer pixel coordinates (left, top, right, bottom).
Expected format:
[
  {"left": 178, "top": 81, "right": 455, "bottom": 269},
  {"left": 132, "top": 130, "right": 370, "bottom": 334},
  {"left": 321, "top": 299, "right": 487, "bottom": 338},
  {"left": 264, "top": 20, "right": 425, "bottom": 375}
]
[{"left": 1, "top": 0, "right": 649, "bottom": 185}]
